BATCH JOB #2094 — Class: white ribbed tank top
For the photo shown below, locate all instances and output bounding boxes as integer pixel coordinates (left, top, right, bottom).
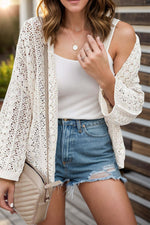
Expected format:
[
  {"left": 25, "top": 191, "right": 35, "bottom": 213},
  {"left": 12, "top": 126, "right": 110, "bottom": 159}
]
[{"left": 54, "top": 18, "right": 119, "bottom": 120}]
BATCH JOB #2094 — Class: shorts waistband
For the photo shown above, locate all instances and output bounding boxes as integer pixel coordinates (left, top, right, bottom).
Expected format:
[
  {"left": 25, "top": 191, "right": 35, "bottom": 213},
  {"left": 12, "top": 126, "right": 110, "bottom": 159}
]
[{"left": 58, "top": 117, "right": 105, "bottom": 127}]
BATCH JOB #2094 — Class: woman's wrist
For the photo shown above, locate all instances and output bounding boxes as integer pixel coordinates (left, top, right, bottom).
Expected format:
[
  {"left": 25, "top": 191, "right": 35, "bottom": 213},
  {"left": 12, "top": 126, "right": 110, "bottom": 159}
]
[{"left": 97, "top": 71, "right": 115, "bottom": 106}]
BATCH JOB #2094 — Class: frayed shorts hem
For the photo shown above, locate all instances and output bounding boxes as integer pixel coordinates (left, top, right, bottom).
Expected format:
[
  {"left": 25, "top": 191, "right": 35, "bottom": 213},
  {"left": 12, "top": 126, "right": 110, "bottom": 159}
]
[{"left": 54, "top": 175, "right": 127, "bottom": 200}]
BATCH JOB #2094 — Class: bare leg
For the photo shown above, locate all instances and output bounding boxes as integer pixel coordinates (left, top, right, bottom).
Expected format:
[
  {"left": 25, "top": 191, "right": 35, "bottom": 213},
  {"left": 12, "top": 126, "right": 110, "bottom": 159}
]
[
  {"left": 37, "top": 183, "right": 66, "bottom": 225},
  {"left": 78, "top": 179, "right": 137, "bottom": 225}
]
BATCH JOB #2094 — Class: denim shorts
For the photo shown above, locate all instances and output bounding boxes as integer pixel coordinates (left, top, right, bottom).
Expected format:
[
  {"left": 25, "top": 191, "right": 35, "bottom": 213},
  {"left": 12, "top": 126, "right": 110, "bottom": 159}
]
[{"left": 54, "top": 117, "right": 127, "bottom": 199}]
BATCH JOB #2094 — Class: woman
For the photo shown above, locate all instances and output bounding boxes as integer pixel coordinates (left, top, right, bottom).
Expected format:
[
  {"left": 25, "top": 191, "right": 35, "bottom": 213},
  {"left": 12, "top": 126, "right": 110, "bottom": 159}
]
[{"left": 0, "top": 0, "right": 144, "bottom": 225}]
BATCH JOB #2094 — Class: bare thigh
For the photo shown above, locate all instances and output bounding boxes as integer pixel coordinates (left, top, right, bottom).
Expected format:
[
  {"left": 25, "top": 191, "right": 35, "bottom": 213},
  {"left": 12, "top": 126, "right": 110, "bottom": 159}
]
[
  {"left": 78, "top": 179, "right": 137, "bottom": 225},
  {"left": 37, "top": 183, "right": 67, "bottom": 225}
]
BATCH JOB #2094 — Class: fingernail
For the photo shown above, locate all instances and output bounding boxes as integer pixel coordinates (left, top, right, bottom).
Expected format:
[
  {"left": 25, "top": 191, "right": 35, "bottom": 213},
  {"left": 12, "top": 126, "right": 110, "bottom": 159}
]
[
  {"left": 10, "top": 203, "right": 14, "bottom": 208},
  {"left": 87, "top": 34, "right": 91, "bottom": 38}
]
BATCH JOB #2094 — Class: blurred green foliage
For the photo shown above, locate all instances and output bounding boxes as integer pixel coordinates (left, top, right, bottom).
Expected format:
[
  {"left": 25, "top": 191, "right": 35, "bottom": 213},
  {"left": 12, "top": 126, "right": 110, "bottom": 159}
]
[
  {"left": 0, "top": 5, "right": 19, "bottom": 98},
  {"left": 0, "top": 54, "right": 14, "bottom": 98}
]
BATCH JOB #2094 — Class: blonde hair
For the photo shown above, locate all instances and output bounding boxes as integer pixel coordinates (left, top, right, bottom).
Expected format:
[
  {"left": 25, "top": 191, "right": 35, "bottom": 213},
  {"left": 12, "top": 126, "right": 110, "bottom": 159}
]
[{"left": 37, "top": 0, "right": 115, "bottom": 45}]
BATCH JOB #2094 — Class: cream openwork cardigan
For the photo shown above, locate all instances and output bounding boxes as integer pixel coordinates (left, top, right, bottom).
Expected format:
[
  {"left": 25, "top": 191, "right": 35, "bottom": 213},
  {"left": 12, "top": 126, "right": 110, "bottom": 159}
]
[{"left": 0, "top": 17, "right": 144, "bottom": 184}]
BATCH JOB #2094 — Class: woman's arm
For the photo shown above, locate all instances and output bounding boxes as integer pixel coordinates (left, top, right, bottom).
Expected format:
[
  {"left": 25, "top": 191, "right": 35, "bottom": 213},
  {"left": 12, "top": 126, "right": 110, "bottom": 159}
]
[
  {"left": 77, "top": 21, "right": 144, "bottom": 126},
  {"left": 0, "top": 20, "right": 32, "bottom": 181},
  {"left": 100, "top": 22, "right": 137, "bottom": 106},
  {"left": 98, "top": 32, "right": 145, "bottom": 126}
]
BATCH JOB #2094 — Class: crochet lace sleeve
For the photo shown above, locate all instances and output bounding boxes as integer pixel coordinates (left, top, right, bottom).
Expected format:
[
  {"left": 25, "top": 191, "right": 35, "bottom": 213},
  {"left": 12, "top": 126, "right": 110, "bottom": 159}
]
[
  {"left": 99, "top": 35, "right": 145, "bottom": 126},
  {"left": 0, "top": 21, "right": 32, "bottom": 181}
]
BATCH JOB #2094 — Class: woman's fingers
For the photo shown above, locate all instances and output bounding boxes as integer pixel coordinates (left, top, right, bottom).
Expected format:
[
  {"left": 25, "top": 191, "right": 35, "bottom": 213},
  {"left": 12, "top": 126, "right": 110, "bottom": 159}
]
[
  {"left": 8, "top": 185, "right": 15, "bottom": 210},
  {"left": 83, "top": 42, "right": 92, "bottom": 57},
  {"left": 79, "top": 48, "right": 87, "bottom": 63},
  {"left": 96, "top": 36, "right": 105, "bottom": 52},
  {"left": 0, "top": 193, "right": 13, "bottom": 212},
  {"left": 87, "top": 34, "right": 100, "bottom": 53},
  {"left": 0, "top": 179, "right": 16, "bottom": 213}
]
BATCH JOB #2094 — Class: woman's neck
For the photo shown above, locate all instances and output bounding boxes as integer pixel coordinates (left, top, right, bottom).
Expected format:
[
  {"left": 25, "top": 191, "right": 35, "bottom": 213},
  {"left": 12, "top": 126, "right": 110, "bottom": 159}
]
[{"left": 63, "top": 10, "right": 88, "bottom": 32}]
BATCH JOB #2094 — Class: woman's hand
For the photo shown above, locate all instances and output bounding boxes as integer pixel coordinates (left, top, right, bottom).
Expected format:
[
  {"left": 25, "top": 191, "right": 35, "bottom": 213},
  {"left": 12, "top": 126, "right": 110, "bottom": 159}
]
[
  {"left": 0, "top": 178, "right": 16, "bottom": 214},
  {"left": 77, "top": 34, "right": 116, "bottom": 106},
  {"left": 77, "top": 34, "right": 113, "bottom": 88}
]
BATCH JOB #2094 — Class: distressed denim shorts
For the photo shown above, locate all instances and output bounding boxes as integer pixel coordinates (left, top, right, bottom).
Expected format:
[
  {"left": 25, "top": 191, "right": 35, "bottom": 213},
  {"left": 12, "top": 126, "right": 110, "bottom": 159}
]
[{"left": 54, "top": 117, "right": 127, "bottom": 199}]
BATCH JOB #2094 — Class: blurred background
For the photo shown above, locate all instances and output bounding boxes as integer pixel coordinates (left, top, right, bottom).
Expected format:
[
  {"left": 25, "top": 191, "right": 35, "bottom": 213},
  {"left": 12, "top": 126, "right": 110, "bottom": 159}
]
[{"left": 0, "top": 0, "right": 149, "bottom": 225}]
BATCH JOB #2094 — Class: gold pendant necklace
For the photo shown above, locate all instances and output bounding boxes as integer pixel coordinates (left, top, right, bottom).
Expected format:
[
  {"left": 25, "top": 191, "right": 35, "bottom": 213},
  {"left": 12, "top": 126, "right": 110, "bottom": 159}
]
[
  {"left": 71, "top": 26, "right": 83, "bottom": 51},
  {"left": 63, "top": 24, "right": 86, "bottom": 52},
  {"left": 72, "top": 44, "right": 78, "bottom": 51},
  {"left": 70, "top": 29, "right": 84, "bottom": 51},
  {"left": 71, "top": 29, "right": 92, "bottom": 52}
]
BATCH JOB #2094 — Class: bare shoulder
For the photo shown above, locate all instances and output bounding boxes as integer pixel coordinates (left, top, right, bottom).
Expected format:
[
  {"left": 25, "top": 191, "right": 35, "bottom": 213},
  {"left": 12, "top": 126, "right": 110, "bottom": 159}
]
[
  {"left": 115, "top": 20, "right": 136, "bottom": 53},
  {"left": 112, "top": 21, "right": 137, "bottom": 74}
]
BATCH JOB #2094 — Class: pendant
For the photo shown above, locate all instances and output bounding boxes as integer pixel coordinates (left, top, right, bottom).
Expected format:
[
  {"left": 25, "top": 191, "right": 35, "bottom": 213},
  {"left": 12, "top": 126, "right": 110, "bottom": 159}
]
[{"left": 73, "top": 44, "right": 78, "bottom": 51}]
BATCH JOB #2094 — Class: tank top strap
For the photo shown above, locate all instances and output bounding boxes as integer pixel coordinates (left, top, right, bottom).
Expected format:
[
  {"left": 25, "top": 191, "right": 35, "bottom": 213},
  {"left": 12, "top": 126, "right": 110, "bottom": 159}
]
[{"left": 103, "top": 18, "right": 120, "bottom": 52}]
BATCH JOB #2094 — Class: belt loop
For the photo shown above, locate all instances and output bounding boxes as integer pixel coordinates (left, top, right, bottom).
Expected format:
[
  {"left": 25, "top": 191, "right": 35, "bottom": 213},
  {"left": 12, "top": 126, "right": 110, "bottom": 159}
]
[{"left": 76, "top": 120, "right": 82, "bottom": 133}]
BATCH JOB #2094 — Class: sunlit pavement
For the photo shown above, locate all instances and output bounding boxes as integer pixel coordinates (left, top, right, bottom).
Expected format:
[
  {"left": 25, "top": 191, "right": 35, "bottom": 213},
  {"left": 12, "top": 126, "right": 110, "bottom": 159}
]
[
  {"left": 0, "top": 208, "right": 26, "bottom": 225},
  {"left": 0, "top": 208, "right": 76, "bottom": 225},
  {"left": 0, "top": 207, "right": 71, "bottom": 225}
]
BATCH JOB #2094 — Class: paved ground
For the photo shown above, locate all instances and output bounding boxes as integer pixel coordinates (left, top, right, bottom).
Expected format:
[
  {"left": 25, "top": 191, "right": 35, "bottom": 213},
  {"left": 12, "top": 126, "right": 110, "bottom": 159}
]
[
  {"left": 0, "top": 208, "right": 71, "bottom": 225},
  {"left": 0, "top": 208, "right": 26, "bottom": 225}
]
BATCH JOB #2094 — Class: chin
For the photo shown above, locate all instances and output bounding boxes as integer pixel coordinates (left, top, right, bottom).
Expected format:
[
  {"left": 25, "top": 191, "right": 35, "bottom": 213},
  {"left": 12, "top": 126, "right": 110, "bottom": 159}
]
[{"left": 60, "top": 0, "right": 89, "bottom": 13}]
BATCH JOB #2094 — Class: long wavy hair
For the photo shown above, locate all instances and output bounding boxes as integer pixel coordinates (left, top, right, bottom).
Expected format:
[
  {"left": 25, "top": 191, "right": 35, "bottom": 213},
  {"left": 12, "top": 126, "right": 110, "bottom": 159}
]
[{"left": 36, "top": 0, "right": 116, "bottom": 45}]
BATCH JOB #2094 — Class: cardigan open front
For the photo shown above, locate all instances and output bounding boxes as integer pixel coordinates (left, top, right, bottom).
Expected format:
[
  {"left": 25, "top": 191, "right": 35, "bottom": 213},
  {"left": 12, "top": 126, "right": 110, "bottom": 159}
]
[{"left": 0, "top": 17, "right": 144, "bottom": 184}]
